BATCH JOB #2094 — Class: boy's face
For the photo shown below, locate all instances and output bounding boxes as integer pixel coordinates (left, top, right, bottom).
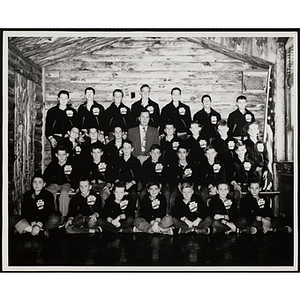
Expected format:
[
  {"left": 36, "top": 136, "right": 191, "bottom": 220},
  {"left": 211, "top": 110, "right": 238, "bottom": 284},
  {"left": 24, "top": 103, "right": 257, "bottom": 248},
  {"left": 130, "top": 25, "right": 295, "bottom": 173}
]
[
  {"left": 140, "top": 86, "right": 150, "bottom": 99},
  {"left": 177, "top": 148, "right": 188, "bottom": 160},
  {"left": 56, "top": 150, "right": 69, "bottom": 163},
  {"left": 58, "top": 93, "right": 69, "bottom": 106},
  {"left": 248, "top": 124, "right": 259, "bottom": 137},
  {"left": 235, "top": 145, "right": 247, "bottom": 157},
  {"left": 91, "top": 148, "right": 103, "bottom": 161},
  {"left": 236, "top": 99, "right": 247, "bottom": 111},
  {"left": 113, "top": 127, "right": 123, "bottom": 140},
  {"left": 89, "top": 128, "right": 98, "bottom": 140},
  {"left": 249, "top": 183, "right": 260, "bottom": 197},
  {"left": 202, "top": 97, "right": 211, "bottom": 109},
  {"left": 164, "top": 124, "right": 176, "bottom": 136},
  {"left": 171, "top": 89, "right": 181, "bottom": 102},
  {"left": 79, "top": 180, "right": 91, "bottom": 196},
  {"left": 181, "top": 187, "right": 194, "bottom": 201},
  {"left": 113, "top": 91, "right": 123, "bottom": 104},
  {"left": 139, "top": 112, "right": 150, "bottom": 126},
  {"left": 150, "top": 148, "right": 161, "bottom": 162},
  {"left": 148, "top": 185, "right": 160, "bottom": 198},
  {"left": 85, "top": 89, "right": 94, "bottom": 101},
  {"left": 218, "top": 184, "right": 229, "bottom": 199},
  {"left": 32, "top": 177, "right": 45, "bottom": 192},
  {"left": 205, "top": 149, "right": 217, "bottom": 161},
  {"left": 122, "top": 142, "right": 133, "bottom": 156},
  {"left": 69, "top": 127, "right": 79, "bottom": 140},
  {"left": 114, "top": 187, "right": 126, "bottom": 201},
  {"left": 190, "top": 123, "right": 201, "bottom": 136},
  {"left": 217, "top": 125, "right": 228, "bottom": 136}
]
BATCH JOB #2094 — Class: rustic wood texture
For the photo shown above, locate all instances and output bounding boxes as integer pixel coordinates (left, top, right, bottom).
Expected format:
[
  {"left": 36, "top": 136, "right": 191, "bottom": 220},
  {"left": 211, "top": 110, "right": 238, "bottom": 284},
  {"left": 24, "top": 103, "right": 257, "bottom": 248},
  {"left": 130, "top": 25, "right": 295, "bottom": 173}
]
[
  {"left": 8, "top": 47, "right": 43, "bottom": 215},
  {"left": 9, "top": 37, "right": 129, "bottom": 67}
]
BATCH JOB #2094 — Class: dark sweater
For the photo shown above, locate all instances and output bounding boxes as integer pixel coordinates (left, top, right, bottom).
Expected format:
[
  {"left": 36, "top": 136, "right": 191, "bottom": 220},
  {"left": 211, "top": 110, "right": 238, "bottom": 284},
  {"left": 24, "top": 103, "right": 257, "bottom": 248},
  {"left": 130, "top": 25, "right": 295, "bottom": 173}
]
[
  {"left": 22, "top": 188, "right": 56, "bottom": 224},
  {"left": 199, "top": 158, "right": 226, "bottom": 187},
  {"left": 171, "top": 194, "right": 208, "bottom": 222},
  {"left": 167, "top": 161, "right": 200, "bottom": 190},
  {"left": 240, "top": 193, "right": 274, "bottom": 220},
  {"left": 160, "top": 135, "right": 183, "bottom": 167},
  {"left": 141, "top": 159, "right": 167, "bottom": 186},
  {"left": 140, "top": 194, "right": 167, "bottom": 222},
  {"left": 131, "top": 98, "right": 160, "bottom": 128},
  {"left": 102, "top": 195, "right": 135, "bottom": 219},
  {"left": 208, "top": 194, "right": 239, "bottom": 221},
  {"left": 45, "top": 104, "right": 78, "bottom": 138},
  {"left": 160, "top": 101, "right": 192, "bottom": 134},
  {"left": 77, "top": 100, "right": 105, "bottom": 131},
  {"left": 104, "top": 102, "right": 132, "bottom": 134},
  {"left": 193, "top": 108, "right": 221, "bottom": 139},
  {"left": 112, "top": 155, "right": 142, "bottom": 184},
  {"left": 67, "top": 191, "right": 102, "bottom": 218},
  {"left": 227, "top": 108, "right": 255, "bottom": 137}
]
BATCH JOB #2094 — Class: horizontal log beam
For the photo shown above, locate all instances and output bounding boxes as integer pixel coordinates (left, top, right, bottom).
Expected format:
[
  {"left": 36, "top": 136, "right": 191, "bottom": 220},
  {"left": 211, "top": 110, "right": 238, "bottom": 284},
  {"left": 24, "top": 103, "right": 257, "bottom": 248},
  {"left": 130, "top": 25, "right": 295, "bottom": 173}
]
[{"left": 182, "top": 37, "right": 273, "bottom": 69}]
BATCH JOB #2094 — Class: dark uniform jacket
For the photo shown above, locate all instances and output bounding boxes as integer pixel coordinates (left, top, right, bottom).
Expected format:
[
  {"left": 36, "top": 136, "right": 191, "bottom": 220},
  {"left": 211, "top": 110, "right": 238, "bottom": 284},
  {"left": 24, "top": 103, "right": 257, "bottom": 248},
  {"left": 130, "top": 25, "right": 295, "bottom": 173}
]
[
  {"left": 160, "top": 101, "right": 192, "bottom": 135},
  {"left": 102, "top": 195, "right": 135, "bottom": 219},
  {"left": 140, "top": 194, "right": 167, "bottom": 222},
  {"left": 227, "top": 108, "right": 255, "bottom": 137},
  {"left": 67, "top": 191, "right": 102, "bottom": 218},
  {"left": 172, "top": 194, "right": 208, "bottom": 222},
  {"left": 193, "top": 108, "right": 221, "bottom": 139},
  {"left": 22, "top": 188, "right": 56, "bottom": 224},
  {"left": 45, "top": 104, "right": 78, "bottom": 139},
  {"left": 131, "top": 99, "right": 160, "bottom": 128},
  {"left": 77, "top": 100, "right": 105, "bottom": 131}
]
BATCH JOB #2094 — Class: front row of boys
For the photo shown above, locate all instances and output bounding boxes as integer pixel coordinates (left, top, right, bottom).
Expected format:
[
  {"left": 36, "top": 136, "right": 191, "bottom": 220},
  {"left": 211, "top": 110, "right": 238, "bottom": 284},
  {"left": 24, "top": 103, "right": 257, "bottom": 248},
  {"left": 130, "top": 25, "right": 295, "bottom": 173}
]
[{"left": 13, "top": 172, "right": 291, "bottom": 237}]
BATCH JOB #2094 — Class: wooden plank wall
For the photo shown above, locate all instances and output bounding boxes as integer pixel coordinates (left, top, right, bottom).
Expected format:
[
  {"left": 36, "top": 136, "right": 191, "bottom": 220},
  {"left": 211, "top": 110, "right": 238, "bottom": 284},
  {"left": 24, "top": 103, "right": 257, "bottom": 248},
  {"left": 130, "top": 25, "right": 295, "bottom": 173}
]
[
  {"left": 44, "top": 37, "right": 269, "bottom": 166},
  {"left": 8, "top": 45, "right": 43, "bottom": 214}
]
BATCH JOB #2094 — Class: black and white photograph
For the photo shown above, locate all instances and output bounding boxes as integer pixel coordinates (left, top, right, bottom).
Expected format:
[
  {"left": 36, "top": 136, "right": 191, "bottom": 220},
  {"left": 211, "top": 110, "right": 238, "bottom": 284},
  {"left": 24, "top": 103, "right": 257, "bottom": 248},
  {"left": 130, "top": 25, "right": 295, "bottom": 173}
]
[{"left": 2, "top": 29, "right": 298, "bottom": 272}]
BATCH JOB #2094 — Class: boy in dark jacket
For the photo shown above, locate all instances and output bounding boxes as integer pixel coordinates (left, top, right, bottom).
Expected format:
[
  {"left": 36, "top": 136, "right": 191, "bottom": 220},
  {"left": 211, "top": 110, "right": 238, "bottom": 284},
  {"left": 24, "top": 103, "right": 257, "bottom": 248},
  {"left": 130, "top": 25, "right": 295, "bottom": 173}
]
[
  {"left": 240, "top": 181, "right": 291, "bottom": 234},
  {"left": 209, "top": 182, "right": 253, "bottom": 234},
  {"left": 65, "top": 177, "right": 102, "bottom": 234},
  {"left": 43, "top": 145, "right": 78, "bottom": 225},
  {"left": 133, "top": 182, "right": 173, "bottom": 235},
  {"left": 171, "top": 182, "right": 212, "bottom": 235},
  {"left": 45, "top": 90, "right": 78, "bottom": 160},
  {"left": 99, "top": 182, "right": 135, "bottom": 233},
  {"left": 12, "top": 174, "right": 60, "bottom": 237}
]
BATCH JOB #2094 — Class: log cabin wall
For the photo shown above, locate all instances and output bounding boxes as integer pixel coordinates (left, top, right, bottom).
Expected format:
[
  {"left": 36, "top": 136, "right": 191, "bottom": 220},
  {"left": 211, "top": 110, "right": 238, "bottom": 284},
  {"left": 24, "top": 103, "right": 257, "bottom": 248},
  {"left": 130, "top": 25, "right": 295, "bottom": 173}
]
[
  {"left": 8, "top": 44, "right": 43, "bottom": 215},
  {"left": 44, "top": 37, "right": 272, "bottom": 167}
]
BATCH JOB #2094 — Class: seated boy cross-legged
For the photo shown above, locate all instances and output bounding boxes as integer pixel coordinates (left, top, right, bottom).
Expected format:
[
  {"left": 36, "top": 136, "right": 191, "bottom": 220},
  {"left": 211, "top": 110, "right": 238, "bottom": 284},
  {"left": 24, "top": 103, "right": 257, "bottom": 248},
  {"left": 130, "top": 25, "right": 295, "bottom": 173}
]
[
  {"left": 98, "top": 182, "right": 135, "bottom": 234},
  {"left": 65, "top": 177, "right": 102, "bottom": 234},
  {"left": 208, "top": 182, "right": 256, "bottom": 235},
  {"left": 11, "top": 174, "right": 60, "bottom": 237},
  {"left": 239, "top": 180, "right": 292, "bottom": 234},
  {"left": 133, "top": 182, "right": 173, "bottom": 235},
  {"left": 171, "top": 182, "right": 212, "bottom": 235}
]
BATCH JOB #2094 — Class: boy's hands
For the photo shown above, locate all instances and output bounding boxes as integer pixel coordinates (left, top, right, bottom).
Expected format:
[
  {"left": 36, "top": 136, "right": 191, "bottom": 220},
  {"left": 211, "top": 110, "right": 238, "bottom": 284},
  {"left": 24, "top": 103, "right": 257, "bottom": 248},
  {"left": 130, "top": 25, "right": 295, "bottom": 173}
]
[
  {"left": 31, "top": 225, "right": 41, "bottom": 236},
  {"left": 193, "top": 217, "right": 202, "bottom": 227},
  {"left": 65, "top": 218, "right": 73, "bottom": 228},
  {"left": 261, "top": 217, "right": 272, "bottom": 234}
]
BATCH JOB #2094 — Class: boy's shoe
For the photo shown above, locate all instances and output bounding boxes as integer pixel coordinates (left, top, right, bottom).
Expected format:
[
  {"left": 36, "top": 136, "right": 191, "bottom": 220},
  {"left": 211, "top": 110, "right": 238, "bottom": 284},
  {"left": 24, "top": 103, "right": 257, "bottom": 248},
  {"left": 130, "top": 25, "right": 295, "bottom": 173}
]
[
  {"left": 133, "top": 226, "right": 143, "bottom": 233},
  {"left": 274, "top": 226, "right": 292, "bottom": 234},
  {"left": 195, "top": 227, "right": 210, "bottom": 235},
  {"left": 178, "top": 227, "right": 194, "bottom": 235},
  {"left": 242, "top": 226, "right": 257, "bottom": 235},
  {"left": 161, "top": 227, "right": 173, "bottom": 236},
  {"left": 119, "top": 227, "right": 133, "bottom": 234},
  {"left": 89, "top": 226, "right": 102, "bottom": 234},
  {"left": 58, "top": 216, "right": 67, "bottom": 229}
]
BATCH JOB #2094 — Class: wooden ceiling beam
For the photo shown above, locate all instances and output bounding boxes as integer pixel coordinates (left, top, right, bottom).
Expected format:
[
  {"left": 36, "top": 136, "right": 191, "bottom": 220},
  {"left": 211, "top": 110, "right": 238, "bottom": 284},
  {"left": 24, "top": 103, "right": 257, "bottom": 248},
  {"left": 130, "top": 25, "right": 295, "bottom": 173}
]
[{"left": 181, "top": 37, "right": 274, "bottom": 69}]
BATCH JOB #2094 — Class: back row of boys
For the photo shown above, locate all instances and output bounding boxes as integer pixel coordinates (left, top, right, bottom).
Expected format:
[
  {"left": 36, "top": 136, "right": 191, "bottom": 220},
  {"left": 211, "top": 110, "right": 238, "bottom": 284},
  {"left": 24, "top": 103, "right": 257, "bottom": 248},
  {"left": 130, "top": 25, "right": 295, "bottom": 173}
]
[{"left": 46, "top": 84, "right": 255, "bottom": 145}]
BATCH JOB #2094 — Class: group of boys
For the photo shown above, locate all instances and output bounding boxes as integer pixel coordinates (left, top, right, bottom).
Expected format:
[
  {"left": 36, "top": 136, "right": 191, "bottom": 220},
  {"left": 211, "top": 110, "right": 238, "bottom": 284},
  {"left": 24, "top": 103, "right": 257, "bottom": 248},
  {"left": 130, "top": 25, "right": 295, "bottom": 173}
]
[{"left": 12, "top": 85, "right": 291, "bottom": 237}]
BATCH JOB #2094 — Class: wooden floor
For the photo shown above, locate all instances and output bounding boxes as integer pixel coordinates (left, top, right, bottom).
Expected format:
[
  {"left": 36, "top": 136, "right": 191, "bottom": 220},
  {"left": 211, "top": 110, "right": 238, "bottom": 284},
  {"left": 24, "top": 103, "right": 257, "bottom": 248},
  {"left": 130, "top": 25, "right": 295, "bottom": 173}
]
[{"left": 8, "top": 229, "right": 294, "bottom": 269}]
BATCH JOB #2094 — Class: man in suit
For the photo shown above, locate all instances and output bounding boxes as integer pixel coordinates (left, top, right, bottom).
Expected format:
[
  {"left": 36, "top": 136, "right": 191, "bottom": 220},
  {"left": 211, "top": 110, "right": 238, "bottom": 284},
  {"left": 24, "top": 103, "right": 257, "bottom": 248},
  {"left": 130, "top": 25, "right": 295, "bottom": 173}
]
[{"left": 128, "top": 109, "right": 160, "bottom": 165}]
